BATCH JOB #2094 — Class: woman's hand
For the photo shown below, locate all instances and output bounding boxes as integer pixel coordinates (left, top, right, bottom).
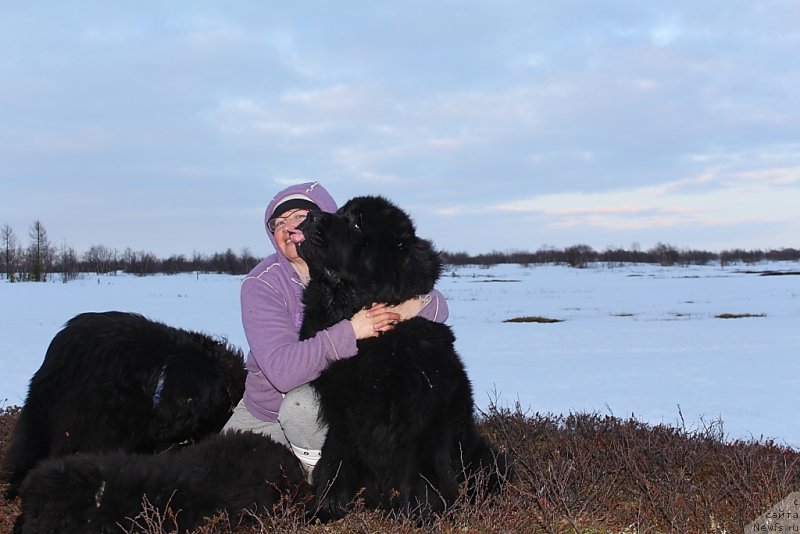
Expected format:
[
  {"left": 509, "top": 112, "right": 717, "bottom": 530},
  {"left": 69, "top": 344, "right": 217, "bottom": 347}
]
[
  {"left": 349, "top": 303, "right": 401, "bottom": 340},
  {"left": 348, "top": 296, "right": 432, "bottom": 340},
  {"left": 385, "top": 295, "right": 432, "bottom": 322}
]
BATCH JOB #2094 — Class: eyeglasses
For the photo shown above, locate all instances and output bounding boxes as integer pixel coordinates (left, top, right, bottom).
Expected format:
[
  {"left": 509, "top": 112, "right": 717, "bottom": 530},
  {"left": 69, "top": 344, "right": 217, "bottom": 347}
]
[{"left": 268, "top": 209, "right": 309, "bottom": 233}]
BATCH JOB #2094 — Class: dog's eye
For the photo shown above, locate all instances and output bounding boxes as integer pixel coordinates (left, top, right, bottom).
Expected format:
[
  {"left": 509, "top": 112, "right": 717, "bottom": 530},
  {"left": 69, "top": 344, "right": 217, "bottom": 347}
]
[{"left": 350, "top": 214, "right": 362, "bottom": 231}]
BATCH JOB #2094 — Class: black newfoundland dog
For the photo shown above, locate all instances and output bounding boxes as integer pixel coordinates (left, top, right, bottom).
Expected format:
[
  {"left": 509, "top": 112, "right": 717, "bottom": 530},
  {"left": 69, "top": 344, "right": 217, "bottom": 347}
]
[
  {"left": 295, "top": 196, "right": 507, "bottom": 520},
  {"left": 14, "top": 430, "right": 306, "bottom": 534},
  {"left": 2, "top": 311, "right": 247, "bottom": 498}
]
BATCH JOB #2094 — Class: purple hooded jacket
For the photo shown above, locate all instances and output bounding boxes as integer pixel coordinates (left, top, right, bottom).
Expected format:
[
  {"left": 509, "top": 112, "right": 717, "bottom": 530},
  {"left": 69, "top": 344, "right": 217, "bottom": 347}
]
[{"left": 240, "top": 182, "right": 449, "bottom": 422}]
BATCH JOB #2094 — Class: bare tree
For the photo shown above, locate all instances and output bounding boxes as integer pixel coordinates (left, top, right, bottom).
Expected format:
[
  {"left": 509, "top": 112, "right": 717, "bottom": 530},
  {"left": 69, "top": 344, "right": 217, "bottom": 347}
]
[
  {"left": 563, "top": 244, "right": 596, "bottom": 268},
  {"left": 239, "top": 247, "right": 258, "bottom": 273},
  {"left": 649, "top": 242, "right": 679, "bottom": 266},
  {"left": 1, "top": 223, "right": 18, "bottom": 282},
  {"left": 58, "top": 241, "right": 80, "bottom": 283},
  {"left": 84, "top": 244, "right": 117, "bottom": 274},
  {"left": 27, "top": 220, "right": 53, "bottom": 282},
  {"left": 121, "top": 247, "right": 158, "bottom": 275}
]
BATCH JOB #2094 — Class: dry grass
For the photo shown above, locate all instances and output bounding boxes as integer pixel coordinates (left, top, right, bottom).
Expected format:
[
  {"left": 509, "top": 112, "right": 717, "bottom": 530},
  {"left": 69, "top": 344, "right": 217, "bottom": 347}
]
[
  {"left": 503, "top": 316, "right": 564, "bottom": 324},
  {"left": 2, "top": 402, "right": 797, "bottom": 533},
  {"left": 715, "top": 313, "right": 767, "bottom": 319}
]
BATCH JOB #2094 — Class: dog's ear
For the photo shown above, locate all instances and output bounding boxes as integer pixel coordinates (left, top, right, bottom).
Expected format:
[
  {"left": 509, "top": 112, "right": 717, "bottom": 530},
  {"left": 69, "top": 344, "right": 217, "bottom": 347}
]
[{"left": 401, "top": 237, "right": 442, "bottom": 294}]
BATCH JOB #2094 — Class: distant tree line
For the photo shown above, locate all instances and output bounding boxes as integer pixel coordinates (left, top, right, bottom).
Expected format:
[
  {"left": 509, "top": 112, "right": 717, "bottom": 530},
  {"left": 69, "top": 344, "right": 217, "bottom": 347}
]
[
  {"left": 1, "top": 221, "right": 260, "bottom": 282},
  {"left": 1, "top": 221, "right": 798, "bottom": 283},
  {"left": 442, "top": 243, "right": 800, "bottom": 268}
]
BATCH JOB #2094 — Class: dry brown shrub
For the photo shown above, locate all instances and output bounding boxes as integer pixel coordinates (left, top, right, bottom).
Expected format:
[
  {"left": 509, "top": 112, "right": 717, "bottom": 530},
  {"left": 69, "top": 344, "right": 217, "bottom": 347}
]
[
  {"left": 503, "top": 316, "right": 564, "bottom": 324},
  {"left": 715, "top": 313, "right": 767, "bottom": 319},
  {"left": 2, "top": 400, "right": 798, "bottom": 534},
  {"left": 481, "top": 401, "right": 800, "bottom": 533}
]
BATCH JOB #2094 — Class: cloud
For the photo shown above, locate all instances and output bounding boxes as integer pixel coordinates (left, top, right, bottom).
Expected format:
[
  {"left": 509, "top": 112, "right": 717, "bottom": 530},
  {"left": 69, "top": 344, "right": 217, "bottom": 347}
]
[
  {"left": 733, "top": 166, "right": 800, "bottom": 187},
  {"left": 650, "top": 18, "right": 683, "bottom": 47},
  {"left": 490, "top": 158, "right": 800, "bottom": 233},
  {"left": 212, "top": 97, "right": 334, "bottom": 138},
  {"left": 4, "top": 128, "right": 114, "bottom": 156}
]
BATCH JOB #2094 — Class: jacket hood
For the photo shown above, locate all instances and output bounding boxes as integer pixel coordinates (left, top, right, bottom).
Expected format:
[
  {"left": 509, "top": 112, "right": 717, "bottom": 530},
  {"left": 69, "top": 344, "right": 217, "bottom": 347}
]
[{"left": 264, "top": 181, "right": 338, "bottom": 255}]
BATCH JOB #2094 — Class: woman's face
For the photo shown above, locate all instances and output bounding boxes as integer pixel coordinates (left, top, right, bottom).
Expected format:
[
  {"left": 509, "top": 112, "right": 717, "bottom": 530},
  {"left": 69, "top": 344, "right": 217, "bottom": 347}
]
[{"left": 272, "top": 209, "right": 310, "bottom": 261}]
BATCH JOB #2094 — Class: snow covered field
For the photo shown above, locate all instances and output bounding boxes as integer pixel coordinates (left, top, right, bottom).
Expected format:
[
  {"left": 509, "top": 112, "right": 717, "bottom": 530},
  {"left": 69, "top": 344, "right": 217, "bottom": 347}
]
[{"left": 1, "top": 262, "right": 798, "bottom": 447}]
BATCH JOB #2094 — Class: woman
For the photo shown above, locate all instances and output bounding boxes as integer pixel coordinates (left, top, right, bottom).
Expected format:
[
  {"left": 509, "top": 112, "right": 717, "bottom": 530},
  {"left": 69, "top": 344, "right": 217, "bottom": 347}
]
[{"left": 223, "top": 181, "right": 448, "bottom": 471}]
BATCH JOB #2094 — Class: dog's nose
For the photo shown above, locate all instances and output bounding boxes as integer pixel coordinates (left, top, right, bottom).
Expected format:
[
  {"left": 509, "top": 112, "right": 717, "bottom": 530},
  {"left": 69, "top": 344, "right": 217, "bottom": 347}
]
[
  {"left": 304, "top": 210, "right": 322, "bottom": 224},
  {"left": 296, "top": 209, "right": 320, "bottom": 234}
]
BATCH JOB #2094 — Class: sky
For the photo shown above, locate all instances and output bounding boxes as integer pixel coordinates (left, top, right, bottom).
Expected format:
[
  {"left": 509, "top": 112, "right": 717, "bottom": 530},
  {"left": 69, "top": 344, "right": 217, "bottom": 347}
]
[{"left": 2, "top": 1, "right": 799, "bottom": 258}]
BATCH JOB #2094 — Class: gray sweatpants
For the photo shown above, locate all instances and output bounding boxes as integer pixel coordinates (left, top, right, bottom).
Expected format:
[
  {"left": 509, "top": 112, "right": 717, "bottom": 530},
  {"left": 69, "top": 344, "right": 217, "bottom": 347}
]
[{"left": 222, "top": 384, "right": 328, "bottom": 471}]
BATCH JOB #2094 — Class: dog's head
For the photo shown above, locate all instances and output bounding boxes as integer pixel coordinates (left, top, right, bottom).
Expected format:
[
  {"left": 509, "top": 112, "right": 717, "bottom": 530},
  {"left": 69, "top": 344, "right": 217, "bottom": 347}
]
[
  {"left": 294, "top": 195, "right": 442, "bottom": 303},
  {"left": 17, "top": 456, "right": 110, "bottom": 534}
]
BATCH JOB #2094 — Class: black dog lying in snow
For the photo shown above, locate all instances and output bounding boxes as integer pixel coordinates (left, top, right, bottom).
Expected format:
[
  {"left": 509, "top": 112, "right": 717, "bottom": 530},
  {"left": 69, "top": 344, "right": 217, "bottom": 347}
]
[
  {"left": 2, "top": 311, "right": 247, "bottom": 499},
  {"left": 13, "top": 431, "right": 306, "bottom": 534},
  {"left": 295, "top": 195, "right": 508, "bottom": 520}
]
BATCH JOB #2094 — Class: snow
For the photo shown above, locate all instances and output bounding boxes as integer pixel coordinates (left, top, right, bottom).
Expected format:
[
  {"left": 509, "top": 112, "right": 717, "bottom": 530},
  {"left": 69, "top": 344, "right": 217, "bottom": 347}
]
[{"left": 1, "top": 262, "right": 798, "bottom": 448}]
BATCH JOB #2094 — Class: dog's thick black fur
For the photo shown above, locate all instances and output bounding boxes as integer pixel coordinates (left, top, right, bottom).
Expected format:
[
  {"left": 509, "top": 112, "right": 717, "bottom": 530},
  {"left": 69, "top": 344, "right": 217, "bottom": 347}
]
[
  {"left": 296, "top": 196, "right": 507, "bottom": 521},
  {"left": 2, "top": 311, "right": 247, "bottom": 498},
  {"left": 13, "top": 431, "right": 306, "bottom": 534}
]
